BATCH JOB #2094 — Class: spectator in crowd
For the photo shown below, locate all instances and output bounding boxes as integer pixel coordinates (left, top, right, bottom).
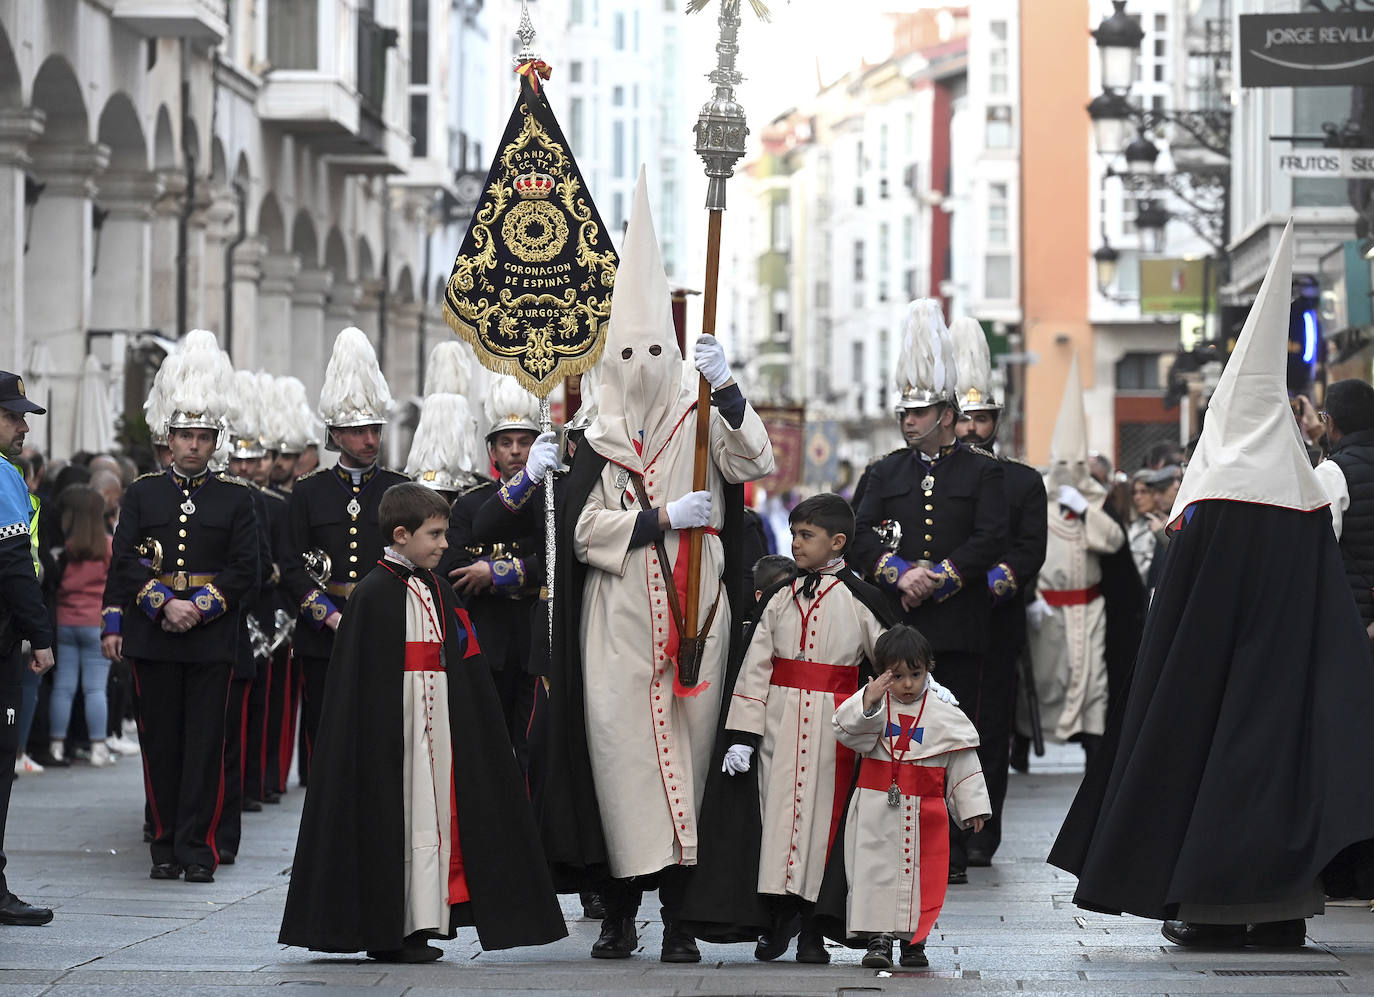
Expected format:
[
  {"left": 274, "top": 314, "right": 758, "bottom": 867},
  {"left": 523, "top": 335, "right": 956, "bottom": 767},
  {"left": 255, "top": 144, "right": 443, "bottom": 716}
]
[
  {"left": 89, "top": 470, "right": 123, "bottom": 532},
  {"left": 293, "top": 442, "right": 319, "bottom": 479},
  {"left": 1143, "top": 465, "right": 1182, "bottom": 593},
  {"left": 18, "top": 448, "right": 44, "bottom": 498},
  {"left": 1312, "top": 379, "right": 1374, "bottom": 643},
  {"left": 1126, "top": 470, "right": 1161, "bottom": 584},
  {"left": 48, "top": 486, "right": 122, "bottom": 767}
]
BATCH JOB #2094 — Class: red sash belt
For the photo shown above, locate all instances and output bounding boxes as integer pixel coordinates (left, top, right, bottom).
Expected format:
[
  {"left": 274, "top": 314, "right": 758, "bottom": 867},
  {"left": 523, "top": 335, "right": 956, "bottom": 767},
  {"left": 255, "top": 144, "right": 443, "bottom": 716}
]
[
  {"left": 1040, "top": 584, "right": 1100, "bottom": 607},
  {"left": 856, "top": 757, "right": 946, "bottom": 797},
  {"left": 769, "top": 656, "right": 857, "bottom": 699},
  {"left": 404, "top": 641, "right": 442, "bottom": 672}
]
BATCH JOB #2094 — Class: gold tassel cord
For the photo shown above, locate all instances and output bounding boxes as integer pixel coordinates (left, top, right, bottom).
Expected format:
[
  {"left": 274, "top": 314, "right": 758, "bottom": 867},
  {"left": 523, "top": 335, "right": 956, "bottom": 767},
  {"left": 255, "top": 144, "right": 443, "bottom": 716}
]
[{"left": 685, "top": 0, "right": 773, "bottom": 22}]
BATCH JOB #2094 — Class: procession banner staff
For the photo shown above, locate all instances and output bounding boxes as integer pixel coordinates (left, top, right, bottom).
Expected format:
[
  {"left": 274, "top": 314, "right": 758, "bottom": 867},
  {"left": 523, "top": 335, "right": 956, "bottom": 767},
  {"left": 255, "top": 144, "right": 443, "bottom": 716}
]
[{"left": 442, "top": 0, "right": 618, "bottom": 646}]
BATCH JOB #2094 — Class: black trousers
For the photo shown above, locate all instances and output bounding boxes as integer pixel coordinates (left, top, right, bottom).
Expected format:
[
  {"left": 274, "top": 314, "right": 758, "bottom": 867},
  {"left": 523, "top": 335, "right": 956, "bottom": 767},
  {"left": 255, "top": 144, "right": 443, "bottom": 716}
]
[
  {"left": 131, "top": 657, "right": 232, "bottom": 869},
  {"left": 490, "top": 666, "right": 539, "bottom": 780},
  {"left": 263, "top": 646, "right": 293, "bottom": 795},
  {"left": 601, "top": 865, "right": 694, "bottom": 921},
  {"left": 243, "top": 663, "right": 269, "bottom": 803},
  {"left": 966, "top": 627, "right": 1021, "bottom": 859},
  {"left": 298, "top": 653, "right": 331, "bottom": 786},
  {"left": 219, "top": 676, "right": 252, "bottom": 858},
  {"left": 0, "top": 646, "right": 23, "bottom": 896},
  {"left": 930, "top": 651, "right": 993, "bottom": 874}
]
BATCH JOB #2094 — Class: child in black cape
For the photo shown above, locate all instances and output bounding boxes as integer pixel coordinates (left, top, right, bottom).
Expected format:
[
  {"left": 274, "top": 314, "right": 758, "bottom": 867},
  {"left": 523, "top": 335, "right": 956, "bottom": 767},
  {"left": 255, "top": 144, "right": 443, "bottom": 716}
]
[{"left": 278, "top": 483, "right": 566, "bottom": 961}]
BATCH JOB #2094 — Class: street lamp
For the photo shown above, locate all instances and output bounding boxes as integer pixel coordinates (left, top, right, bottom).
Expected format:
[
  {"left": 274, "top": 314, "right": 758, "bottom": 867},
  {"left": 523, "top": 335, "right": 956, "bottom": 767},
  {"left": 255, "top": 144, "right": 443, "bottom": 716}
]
[
  {"left": 1135, "top": 198, "right": 1170, "bottom": 254},
  {"left": 1092, "top": 0, "right": 1144, "bottom": 93},
  {"left": 1087, "top": 89, "right": 1133, "bottom": 157},
  {"left": 1123, "top": 131, "right": 1160, "bottom": 177},
  {"left": 1094, "top": 241, "right": 1121, "bottom": 293}
]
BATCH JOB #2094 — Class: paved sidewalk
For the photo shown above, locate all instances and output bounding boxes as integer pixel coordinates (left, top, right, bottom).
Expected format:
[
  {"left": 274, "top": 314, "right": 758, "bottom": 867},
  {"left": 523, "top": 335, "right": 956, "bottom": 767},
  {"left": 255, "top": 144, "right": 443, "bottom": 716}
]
[{"left": 2, "top": 742, "right": 1371, "bottom": 995}]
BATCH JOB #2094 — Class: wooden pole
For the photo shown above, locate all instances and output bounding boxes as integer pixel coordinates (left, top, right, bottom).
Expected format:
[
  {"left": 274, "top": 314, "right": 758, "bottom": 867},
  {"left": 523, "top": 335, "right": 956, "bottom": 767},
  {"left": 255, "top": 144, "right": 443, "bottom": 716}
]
[{"left": 683, "top": 210, "right": 723, "bottom": 656}]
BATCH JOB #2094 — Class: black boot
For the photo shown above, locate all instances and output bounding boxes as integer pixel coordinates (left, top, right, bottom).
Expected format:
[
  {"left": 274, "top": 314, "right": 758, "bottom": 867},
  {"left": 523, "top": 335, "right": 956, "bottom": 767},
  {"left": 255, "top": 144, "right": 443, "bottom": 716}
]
[
  {"left": 899, "top": 939, "right": 928, "bottom": 967},
  {"left": 1009, "top": 733, "right": 1030, "bottom": 774},
  {"left": 580, "top": 891, "right": 606, "bottom": 919},
  {"left": 368, "top": 931, "right": 443, "bottom": 963},
  {"left": 660, "top": 916, "right": 701, "bottom": 964},
  {"left": 1246, "top": 919, "right": 1306, "bottom": 947},
  {"left": 795, "top": 925, "right": 830, "bottom": 964},
  {"left": 1161, "top": 920, "right": 1247, "bottom": 948},
  {"left": 861, "top": 933, "right": 894, "bottom": 969},
  {"left": 754, "top": 908, "right": 801, "bottom": 962},
  {"left": 590, "top": 916, "right": 638, "bottom": 959}
]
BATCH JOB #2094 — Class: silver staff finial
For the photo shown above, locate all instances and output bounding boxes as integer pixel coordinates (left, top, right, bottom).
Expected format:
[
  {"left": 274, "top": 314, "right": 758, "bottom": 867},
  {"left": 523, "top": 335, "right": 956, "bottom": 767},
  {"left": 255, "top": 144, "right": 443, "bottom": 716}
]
[
  {"left": 515, "top": 0, "right": 538, "bottom": 64},
  {"left": 692, "top": 0, "right": 749, "bottom": 211}
]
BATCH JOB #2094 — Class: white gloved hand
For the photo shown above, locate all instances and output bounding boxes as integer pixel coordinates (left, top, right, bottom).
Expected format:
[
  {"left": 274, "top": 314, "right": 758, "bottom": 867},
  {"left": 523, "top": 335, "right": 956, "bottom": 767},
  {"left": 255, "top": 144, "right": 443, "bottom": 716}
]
[
  {"left": 666, "top": 490, "right": 712, "bottom": 530},
  {"left": 926, "top": 676, "right": 959, "bottom": 707},
  {"left": 722, "top": 743, "right": 754, "bottom": 776},
  {"left": 524, "top": 431, "right": 561, "bottom": 483},
  {"left": 1057, "top": 484, "right": 1090, "bottom": 515},
  {"left": 1026, "top": 594, "right": 1053, "bottom": 629},
  {"left": 693, "top": 333, "right": 732, "bottom": 390}
]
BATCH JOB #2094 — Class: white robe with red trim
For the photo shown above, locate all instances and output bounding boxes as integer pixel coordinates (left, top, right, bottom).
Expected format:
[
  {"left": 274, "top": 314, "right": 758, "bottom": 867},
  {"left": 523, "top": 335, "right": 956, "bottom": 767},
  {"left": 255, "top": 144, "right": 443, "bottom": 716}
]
[
  {"left": 725, "top": 567, "right": 886, "bottom": 900},
  {"left": 832, "top": 688, "right": 987, "bottom": 939},
  {"left": 575, "top": 403, "right": 774, "bottom": 879},
  {"left": 396, "top": 560, "right": 460, "bottom": 936},
  {"left": 1027, "top": 500, "right": 1124, "bottom": 742}
]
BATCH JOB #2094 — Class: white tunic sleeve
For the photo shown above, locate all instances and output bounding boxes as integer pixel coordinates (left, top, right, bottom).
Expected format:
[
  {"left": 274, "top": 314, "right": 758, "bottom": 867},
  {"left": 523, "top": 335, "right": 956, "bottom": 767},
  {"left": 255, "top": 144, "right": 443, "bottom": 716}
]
[
  {"left": 944, "top": 746, "right": 991, "bottom": 828},
  {"left": 1083, "top": 504, "right": 1126, "bottom": 555},
  {"left": 833, "top": 689, "right": 885, "bottom": 754},
  {"left": 1314, "top": 459, "right": 1349, "bottom": 540},
  {"left": 724, "top": 591, "right": 784, "bottom": 737},
  {"left": 574, "top": 475, "right": 643, "bottom": 577},
  {"left": 709, "top": 404, "right": 776, "bottom": 484}
]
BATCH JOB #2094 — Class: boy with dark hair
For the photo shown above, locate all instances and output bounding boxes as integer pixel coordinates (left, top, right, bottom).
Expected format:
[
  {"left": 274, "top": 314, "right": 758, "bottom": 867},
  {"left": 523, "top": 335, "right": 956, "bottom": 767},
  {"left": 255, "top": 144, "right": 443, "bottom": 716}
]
[
  {"left": 279, "top": 482, "right": 565, "bottom": 962},
  {"left": 817, "top": 623, "right": 989, "bottom": 969},
  {"left": 751, "top": 554, "right": 797, "bottom": 601},
  {"left": 707, "top": 493, "right": 894, "bottom": 962}
]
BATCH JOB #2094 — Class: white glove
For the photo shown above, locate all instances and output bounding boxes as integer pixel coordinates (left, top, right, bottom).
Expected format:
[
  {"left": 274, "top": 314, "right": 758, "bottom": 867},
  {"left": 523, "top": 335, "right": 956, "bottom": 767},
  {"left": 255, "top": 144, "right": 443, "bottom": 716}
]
[
  {"left": 722, "top": 743, "right": 754, "bottom": 775},
  {"left": 926, "top": 676, "right": 959, "bottom": 707},
  {"left": 693, "top": 333, "right": 732, "bottom": 390},
  {"left": 1026, "top": 594, "right": 1053, "bottom": 630},
  {"left": 666, "top": 490, "right": 712, "bottom": 530},
  {"left": 1057, "top": 484, "right": 1089, "bottom": 516},
  {"left": 524, "top": 431, "right": 560, "bottom": 483}
]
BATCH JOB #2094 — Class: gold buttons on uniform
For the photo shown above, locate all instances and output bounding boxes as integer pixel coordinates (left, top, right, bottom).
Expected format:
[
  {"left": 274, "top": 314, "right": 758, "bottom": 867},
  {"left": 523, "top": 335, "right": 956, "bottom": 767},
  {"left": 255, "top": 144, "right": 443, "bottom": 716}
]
[
  {"left": 349, "top": 570, "right": 358, "bottom": 579},
  {"left": 178, "top": 529, "right": 187, "bottom": 538},
  {"left": 925, "top": 534, "right": 933, "bottom": 541},
  {"left": 925, "top": 519, "right": 933, "bottom": 526},
  {"left": 349, "top": 527, "right": 357, "bottom": 535},
  {"left": 925, "top": 504, "right": 933, "bottom": 511},
  {"left": 349, "top": 541, "right": 357, "bottom": 550},
  {"left": 349, "top": 555, "right": 357, "bottom": 562},
  {"left": 179, "top": 515, "right": 187, "bottom": 524},
  {"left": 176, "top": 558, "right": 185, "bottom": 566}
]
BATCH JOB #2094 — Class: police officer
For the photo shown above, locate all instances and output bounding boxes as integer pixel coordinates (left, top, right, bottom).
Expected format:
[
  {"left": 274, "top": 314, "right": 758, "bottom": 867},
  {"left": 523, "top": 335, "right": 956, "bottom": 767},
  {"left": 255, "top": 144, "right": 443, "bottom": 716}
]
[
  {"left": 950, "top": 317, "right": 1046, "bottom": 868},
  {"left": 281, "top": 329, "right": 407, "bottom": 782},
  {"left": 101, "top": 333, "right": 259, "bottom": 883},
  {"left": 440, "top": 376, "right": 545, "bottom": 778},
  {"left": 849, "top": 301, "right": 1007, "bottom": 889},
  {"left": 0, "top": 371, "right": 55, "bottom": 925}
]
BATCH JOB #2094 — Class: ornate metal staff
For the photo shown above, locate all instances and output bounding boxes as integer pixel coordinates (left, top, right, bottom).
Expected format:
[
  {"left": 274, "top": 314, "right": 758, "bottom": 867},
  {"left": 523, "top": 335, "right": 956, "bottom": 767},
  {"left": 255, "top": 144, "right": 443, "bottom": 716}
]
[{"left": 679, "top": 0, "right": 762, "bottom": 685}]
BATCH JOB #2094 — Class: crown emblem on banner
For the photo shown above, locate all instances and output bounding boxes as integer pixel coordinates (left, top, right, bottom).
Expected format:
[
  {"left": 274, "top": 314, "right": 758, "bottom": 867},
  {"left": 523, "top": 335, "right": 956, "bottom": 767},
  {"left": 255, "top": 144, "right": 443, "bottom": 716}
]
[{"left": 513, "top": 170, "right": 555, "bottom": 199}]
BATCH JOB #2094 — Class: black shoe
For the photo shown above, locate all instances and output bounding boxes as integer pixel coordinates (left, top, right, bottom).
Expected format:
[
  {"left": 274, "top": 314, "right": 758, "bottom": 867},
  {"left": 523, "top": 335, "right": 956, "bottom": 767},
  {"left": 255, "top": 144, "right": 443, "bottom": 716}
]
[
  {"left": 590, "top": 915, "right": 637, "bottom": 959},
  {"left": 861, "top": 933, "right": 894, "bottom": 969},
  {"left": 149, "top": 863, "right": 183, "bottom": 880},
  {"left": 899, "top": 939, "right": 928, "bottom": 967},
  {"left": 966, "top": 849, "right": 992, "bottom": 868},
  {"left": 1246, "top": 919, "right": 1306, "bottom": 947},
  {"left": 183, "top": 864, "right": 215, "bottom": 884},
  {"left": 1161, "top": 920, "right": 1246, "bottom": 948},
  {"left": 580, "top": 891, "right": 606, "bottom": 920},
  {"left": 0, "top": 892, "right": 53, "bottom": 926},
  {"left": 947, "top": 870, "right": 968, "bottom": 885},
  {"left": 660, "top": 919, "right": 701, "bottom": 963},
  {"left": 242, "top": 799, "right": 263, "bottom": 813},
  {"left": 219, "top": 853, "right": 236, "bottom": 865},
  {"left": 795, "top": 927, "right": 830, "bottom": 964},
  {"left": 754, "top": 910, "right": 801, "bottom": 961},
  {"left": 368, "top": 942, "right": 443, "bottom": 963},
  {"left": 263, "top": 791, "right": 282, "bottom": 804}
]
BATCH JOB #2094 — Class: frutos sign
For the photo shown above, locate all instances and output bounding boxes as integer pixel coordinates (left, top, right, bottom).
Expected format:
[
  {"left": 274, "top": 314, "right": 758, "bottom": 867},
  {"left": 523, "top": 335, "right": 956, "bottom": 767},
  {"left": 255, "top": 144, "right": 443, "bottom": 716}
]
[
  {"left": 1275, "top": 148, "right": 1374, "bottom": 179},
  {"left": 1239, "top": 12, "right": 1374, "bottom": 87}
]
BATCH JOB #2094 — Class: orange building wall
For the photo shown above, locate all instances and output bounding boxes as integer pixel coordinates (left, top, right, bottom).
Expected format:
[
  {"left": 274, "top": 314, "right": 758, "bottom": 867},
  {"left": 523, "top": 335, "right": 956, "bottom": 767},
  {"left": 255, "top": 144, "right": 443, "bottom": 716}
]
[{"left": 1020, "top": 0, "right": 1092, "bottom": 465}]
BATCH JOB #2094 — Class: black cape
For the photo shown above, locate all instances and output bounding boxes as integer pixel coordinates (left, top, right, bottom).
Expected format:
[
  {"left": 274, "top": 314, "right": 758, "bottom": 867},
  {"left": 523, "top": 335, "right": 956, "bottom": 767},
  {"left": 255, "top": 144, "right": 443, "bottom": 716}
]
[
  {"left": 539, "top": 441, "right": 747, "bottom": 891},
  {"left": 679, "top": 570, "right": 896, "bottom": 941},
  {"left": 1049, "top": 501, "right": 1374, "bottom": 918},
  {"left": 278, "top": 561, "right": 567, "bottom": 952}
]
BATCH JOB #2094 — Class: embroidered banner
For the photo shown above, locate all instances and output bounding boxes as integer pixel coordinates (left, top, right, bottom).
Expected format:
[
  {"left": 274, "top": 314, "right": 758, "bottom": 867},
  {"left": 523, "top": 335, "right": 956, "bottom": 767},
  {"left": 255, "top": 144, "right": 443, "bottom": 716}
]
[
  {"left": 443, "top": 75, "right": 618, "bottom": 397},
  {"left": 754, "top": 405, "right": 805, "bottom": 495}
]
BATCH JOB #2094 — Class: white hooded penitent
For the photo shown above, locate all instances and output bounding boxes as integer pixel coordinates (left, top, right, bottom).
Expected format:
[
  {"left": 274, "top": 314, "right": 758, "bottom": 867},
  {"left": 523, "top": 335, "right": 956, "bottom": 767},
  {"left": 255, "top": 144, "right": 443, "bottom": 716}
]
[
  {"left": 584, "top": 167, "right": 695, "bottom": 472},
  {"left": 1169, "top": 221, "right": 1329, "bottom": 524},
  {"left": 1046, "top": 351, "right": 1101, "bottom": 496}
]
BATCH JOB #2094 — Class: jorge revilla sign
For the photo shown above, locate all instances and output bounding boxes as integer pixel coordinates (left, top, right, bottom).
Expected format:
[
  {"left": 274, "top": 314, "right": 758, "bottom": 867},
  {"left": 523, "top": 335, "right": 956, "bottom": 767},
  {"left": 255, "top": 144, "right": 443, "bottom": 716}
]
[{"left": 1239, "top": 12, "right": 1374, "bottom": 88}]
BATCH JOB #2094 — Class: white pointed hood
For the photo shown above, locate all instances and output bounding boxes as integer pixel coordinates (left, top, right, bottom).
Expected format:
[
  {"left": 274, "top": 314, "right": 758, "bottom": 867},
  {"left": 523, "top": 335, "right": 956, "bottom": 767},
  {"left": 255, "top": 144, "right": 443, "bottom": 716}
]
[
  {"left": 1169, "top": 221, "right": 1328, "bottom": 524},
  {"left": 585, "top": 167, "right": 694, "bottom": 472},
  {"left": 1047, "top": 352, "right": 1101, "bottom": 496}
]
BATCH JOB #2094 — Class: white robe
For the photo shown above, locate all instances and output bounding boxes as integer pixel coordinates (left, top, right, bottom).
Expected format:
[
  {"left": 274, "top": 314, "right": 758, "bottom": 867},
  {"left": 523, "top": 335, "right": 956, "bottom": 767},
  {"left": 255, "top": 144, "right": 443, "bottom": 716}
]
[
  {"left": 725, "top": 567, "right": 886, "bottom": 901},
  {"left": 575, "top": 403, "right": 774, "bottom": 879},
  {"left": 832, "top": 688, "right": 988, "bottom": 938},
  {"left": 394, "top": 560, "right": 456, "bottom": 937},
  {"left": 1027, "top": 502, "right": 1125, "bottom": 742}
]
